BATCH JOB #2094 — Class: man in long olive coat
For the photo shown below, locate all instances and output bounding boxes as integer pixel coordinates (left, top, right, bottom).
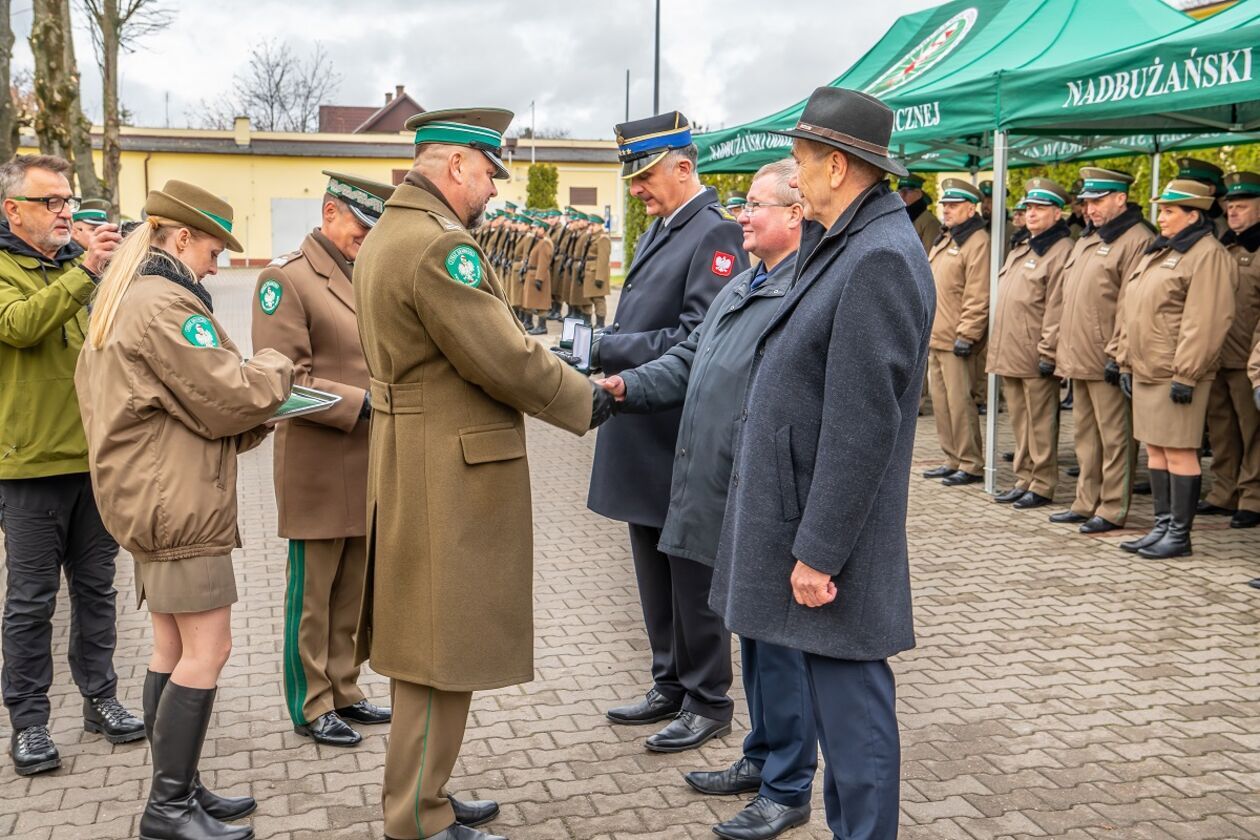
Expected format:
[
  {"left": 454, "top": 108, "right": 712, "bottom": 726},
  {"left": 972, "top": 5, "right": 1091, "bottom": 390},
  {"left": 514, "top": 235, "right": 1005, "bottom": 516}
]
[{"left": 353, "top": 107, "right": 613, "bottom": 840}]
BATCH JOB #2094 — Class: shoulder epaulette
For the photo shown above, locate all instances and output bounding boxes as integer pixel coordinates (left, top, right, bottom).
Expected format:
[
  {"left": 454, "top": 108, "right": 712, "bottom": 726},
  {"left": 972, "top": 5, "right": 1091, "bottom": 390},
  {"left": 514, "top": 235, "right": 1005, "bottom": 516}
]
[{"left": 268, "top": 250, "right": 302, "bottom": 268}]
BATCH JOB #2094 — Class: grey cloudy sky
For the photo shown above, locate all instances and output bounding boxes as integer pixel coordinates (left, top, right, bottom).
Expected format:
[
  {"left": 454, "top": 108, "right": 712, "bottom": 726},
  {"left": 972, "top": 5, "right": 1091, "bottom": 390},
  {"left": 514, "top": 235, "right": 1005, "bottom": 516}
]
[{"left": 12, "top": 0, "right": 953, "bottom": 138}]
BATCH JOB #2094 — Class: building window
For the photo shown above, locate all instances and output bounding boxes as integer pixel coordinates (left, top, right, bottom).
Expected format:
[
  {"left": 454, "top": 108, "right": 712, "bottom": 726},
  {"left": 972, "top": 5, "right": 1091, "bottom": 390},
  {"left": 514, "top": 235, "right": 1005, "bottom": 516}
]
[
  {"left": 392, "top": 169, "right": 408, "bottom": 185},
  {"left": 569, "top": 187, "right": 597, "bottom": 206}
]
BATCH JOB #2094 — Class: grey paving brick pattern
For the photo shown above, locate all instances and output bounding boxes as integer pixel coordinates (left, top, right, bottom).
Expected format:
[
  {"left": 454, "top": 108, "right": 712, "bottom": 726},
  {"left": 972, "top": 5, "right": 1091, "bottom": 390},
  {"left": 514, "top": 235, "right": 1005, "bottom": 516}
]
[{"left": 1, "top": 270, "right": 1257, "bottom": 839}]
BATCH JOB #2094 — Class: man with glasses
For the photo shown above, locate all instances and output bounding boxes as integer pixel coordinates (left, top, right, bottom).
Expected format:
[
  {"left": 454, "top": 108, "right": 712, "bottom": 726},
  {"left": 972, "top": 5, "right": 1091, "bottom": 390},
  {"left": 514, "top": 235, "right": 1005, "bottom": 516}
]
[
  {"left": 0, "top": 155, "right": 139, "bottom": 776},
  {"left": 599, "top": 158, "right": 816, "bottom": 840}
]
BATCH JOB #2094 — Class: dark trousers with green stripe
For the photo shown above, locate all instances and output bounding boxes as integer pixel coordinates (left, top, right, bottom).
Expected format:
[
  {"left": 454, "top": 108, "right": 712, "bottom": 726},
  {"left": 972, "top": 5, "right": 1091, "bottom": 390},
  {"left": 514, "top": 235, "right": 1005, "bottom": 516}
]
[
  {"left": 1069, "top": 379, "right": 1135, "bottom": 525},
  {"left": 283, "top": 537, "right": 367, "bottom": 725},
  {"left": 383, "top": 680, "right": 471, "bottom": 839}
]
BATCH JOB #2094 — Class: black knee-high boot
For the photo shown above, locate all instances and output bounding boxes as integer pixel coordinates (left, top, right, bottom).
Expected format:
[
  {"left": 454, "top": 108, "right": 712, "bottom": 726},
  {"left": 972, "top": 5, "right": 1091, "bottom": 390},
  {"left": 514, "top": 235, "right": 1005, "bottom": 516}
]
[
  {"left": 1120, "top": 469, "right": 1170, "bottom": 553},
  {"left": 143, "top": 672, "right": 256, "bottom": 822},
  {"left": 139, "top": 682, "right": 254, "bottom": 840},
  {"left": 1138, "top": 473, "right": 1199, "bottom": 559}
]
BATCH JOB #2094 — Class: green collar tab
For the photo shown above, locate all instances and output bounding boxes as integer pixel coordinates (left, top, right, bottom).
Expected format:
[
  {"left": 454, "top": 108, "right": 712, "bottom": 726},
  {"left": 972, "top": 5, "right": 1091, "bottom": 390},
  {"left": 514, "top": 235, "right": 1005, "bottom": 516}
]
[{"left": 414, "top": 120, "right": 503, "bottom": 153}]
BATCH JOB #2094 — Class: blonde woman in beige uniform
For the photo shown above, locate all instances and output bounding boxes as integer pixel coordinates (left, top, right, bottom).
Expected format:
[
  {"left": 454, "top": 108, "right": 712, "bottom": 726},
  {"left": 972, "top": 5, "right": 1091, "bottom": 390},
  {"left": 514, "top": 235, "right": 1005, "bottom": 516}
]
[
  {"left": 76, "top": 181, "right": 293, "bottom": 840},
  {"left": 1115, "top": 179, "right": 1236, "bottom": 560}
]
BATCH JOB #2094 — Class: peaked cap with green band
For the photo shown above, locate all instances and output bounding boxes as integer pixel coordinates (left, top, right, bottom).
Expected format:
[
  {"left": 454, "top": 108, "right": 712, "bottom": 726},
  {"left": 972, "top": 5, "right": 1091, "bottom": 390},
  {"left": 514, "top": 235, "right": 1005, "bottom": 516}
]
[
  {"left": 406, "top": 107, "right": 514, "bottom": 180},
  {"left": 321, "top": 170, "right": 395, "bottom": 228},
  {"left": 725, "top": 191, "right": 748, "bottom": 208},
  {"left": 1154, "top": 179, "right": 1217, "bottom": 211},
  {"left": 1224, "top": 171, "right": 1260, "bottom": 199},
  {"left": 1021, "top": 178, "right": 1069, "bottom": 208},
  {"left": 144, "top": 179, "right": 242, "bottom": 252},
  {"left": 1077, "top": 167, "right": 1134, "bottom": 200},
  {"left": 588, "top": 213, "right": 605, "bottom": 225},
  {"left": 898, "top": 173, "right": 926, "bottom": 191},
  {"left": 979, "top": 180, "right": 993, "bottom": 197},
  {"left": 1176, "top": 157, "right": 1225, "bottom": 197},
  {"left": 72, "top": 197, "right": 110, "bottom": 225},
  {"left": 939, "top": 178, "right": 981, "bottom": 204}
]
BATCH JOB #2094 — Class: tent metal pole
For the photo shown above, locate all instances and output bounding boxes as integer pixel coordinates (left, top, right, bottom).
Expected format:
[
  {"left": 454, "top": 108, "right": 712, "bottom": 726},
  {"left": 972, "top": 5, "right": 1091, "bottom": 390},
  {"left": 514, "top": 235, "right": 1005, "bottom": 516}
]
[
  {"left": 1150, "top": 151, "right": 1161, "bottom": 224},
  {"left": 985, "top": 131, "right": 1008, "bottom": 496}
]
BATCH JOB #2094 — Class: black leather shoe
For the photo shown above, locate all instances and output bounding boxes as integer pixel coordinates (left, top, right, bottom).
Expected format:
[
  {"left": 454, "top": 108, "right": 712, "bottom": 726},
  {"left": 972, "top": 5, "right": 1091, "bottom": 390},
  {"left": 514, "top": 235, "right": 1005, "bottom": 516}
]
[
  {"left": 1197, "top": 500, "right": 1235, "bottom": 515},
  {"left": 645, "top": 710, "right": 730, "bottom": 753},
  {"left": 921, "top": 465, "right": 954, "bottom": 479},
  {"left": 391, "top": 825, "right": 507, "bottom": 840},
  {"left": 1002, "top": 451, "right": 1014, "bottom": 462},
  {"left": 1230, "top": 510, "right": 1260, "bottom": 529},
  {"left": 83, "top": 695, "right": 146, "bottom": 744},
  {"left": 11, "top": 725, "right": 59, "bottom": 776},
  {"left": 1013, "top": 492, "right": 1052, "bottom": 510},
  {"left": 607, "top": 688, "right": 681, "bottom": 725},
  {"left": 1248, "top": 578, "right": 1260, "bottom": 589},
  {"left": 685, "top": 756, "right": 762, "bottom": 796},
  {"left": 713, "top": 795, "right": 811, "bottom": 840},
  {"left": 451, "top": 795, "right": 499, "bottom": 827},
  {"left": 1080, "top": 516, "right": 1122, "bottom": 534},
  {"left": 941, "top": 470, "right": 983, "bottom": 486},
  {"left": 295, "top": 711, "right": 362, "bottom": 746},
  {"left": 527, "top": 323, "right": 548, "bottom": 335},
  {"left": 1049, "top": 510, "right": 1089, "bottom": 524},
  {"left": 336, "top": 699, "right": 391, "bottom": 725},
  {"left": 994, "top": 487, "right": 1026, "bottom": 503}
]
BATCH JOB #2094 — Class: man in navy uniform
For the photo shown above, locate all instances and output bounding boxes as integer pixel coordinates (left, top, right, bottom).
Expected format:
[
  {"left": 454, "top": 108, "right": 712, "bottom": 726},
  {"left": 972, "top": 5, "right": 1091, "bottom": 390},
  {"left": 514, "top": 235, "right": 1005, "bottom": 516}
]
[{"left": 583, "top": 111, "right": 747, "bottom": 752}]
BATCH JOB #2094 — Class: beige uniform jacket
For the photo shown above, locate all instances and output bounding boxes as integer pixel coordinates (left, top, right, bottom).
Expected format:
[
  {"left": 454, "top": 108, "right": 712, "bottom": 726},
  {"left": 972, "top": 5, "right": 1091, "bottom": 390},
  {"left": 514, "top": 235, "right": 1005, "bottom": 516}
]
[
  {"left": 1055, "top": 213, "right": 1154, "bottom": 381},
  {"left": 986, "top": 224, "right": 1073, "bottom": 379},
  {"left": 353, "top": 172, "right": 592, "bottom": 692},
  {"left": 1220, "top": 232, "right": 1260, "bottom": 370},
  {"left": 251, "top": 231, "right": 370, "bottom": 539},
  {"left": 521, "top": 234, "right": 554, "bottom": 312},
  {"left": 1250, "top": 318, "right": 1260, "bottom": 389},
  {"left": 582, "top": 231, "right": 612, "bottom": 299},
  {"left": 912, "top": 205, "right": 942, "bottom": 254},
  {"left": 565, "top": 229, "right": 593, "bottom": 304},
  {"left": 75, "top": 270, "right": 292, "bottom": 563},
  {"left": 1116, "top": 229, "right": 1237, "bottom": 386},
  {"left": 929, "top": 217, "right": 991, "bottom": 351}
]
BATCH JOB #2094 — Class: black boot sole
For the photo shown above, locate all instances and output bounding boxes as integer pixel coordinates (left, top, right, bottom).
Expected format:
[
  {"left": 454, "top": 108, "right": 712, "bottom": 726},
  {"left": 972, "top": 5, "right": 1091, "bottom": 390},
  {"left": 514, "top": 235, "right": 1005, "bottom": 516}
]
[
  {"left": 142, "top": 833, "right": 254, "bottom": 840},
  {"left": 606, "top": 707, "right": 681, "bottom": 726},
  {"left": 12, "top": 756, "right": 60, "bottom": 776},
  {"left": 84, "top": 719, "right": 147, "bottom": 744},
  {"left": 646, "top": 723, "right": 731, "bottom": 753}
]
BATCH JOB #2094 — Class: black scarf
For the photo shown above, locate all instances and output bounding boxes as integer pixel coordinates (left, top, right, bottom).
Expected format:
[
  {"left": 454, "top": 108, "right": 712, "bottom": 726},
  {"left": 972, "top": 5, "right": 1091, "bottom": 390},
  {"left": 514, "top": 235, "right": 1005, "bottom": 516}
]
[
  {"left": 1027, "top": 220, "right": 1072, "bottom": 257},
  {"left": 943, "top": 212, "right": 986, "bottom": 246},
  {"left": 905, "top": 196, "right": 930, "bottom": 223},
  {"left": 141, "top": 249, "right": 213, "bottom": 312},
  {"left": 1094, "top": 203, "right": 1147, "bottom": 244},
  {"left": 1222, "top": 221, "right": 1260, "bottom": 253},
  {"left": 1145, "top": 213, "right": 1215, "bottom": 255},
  {"left": 1009, "top": 227, "right": 1030, "bottom": 248}
]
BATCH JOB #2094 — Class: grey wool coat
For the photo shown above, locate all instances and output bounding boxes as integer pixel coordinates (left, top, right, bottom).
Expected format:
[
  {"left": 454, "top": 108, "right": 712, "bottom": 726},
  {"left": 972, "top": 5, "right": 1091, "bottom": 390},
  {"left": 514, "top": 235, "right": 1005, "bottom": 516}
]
[
  {"left": 710, "top": 182, "right": 935, "bottom": 662},
  {"left": 587, "top": 187, "right": 749, "bottom": 527},
  {"left": 617, "top": 253, "right": 795, "bottom": 566}
]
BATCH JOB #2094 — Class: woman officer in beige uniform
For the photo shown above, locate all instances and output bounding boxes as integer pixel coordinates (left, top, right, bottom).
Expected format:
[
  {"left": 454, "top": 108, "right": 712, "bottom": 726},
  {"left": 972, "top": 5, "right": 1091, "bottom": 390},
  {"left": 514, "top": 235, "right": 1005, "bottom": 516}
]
[
  {"left": 1115, "top": 178, "right": 1236, "bottom": 560},
  {"left": 76, "top": 181, "right": 293, "bottom": 840}
]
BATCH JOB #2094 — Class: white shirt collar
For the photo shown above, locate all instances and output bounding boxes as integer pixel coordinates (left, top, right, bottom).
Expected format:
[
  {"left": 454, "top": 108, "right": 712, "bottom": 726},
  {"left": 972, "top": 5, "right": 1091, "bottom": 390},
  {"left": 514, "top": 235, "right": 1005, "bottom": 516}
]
[{"left": 663, "top": 185, "right": 707, "bottom": 228}]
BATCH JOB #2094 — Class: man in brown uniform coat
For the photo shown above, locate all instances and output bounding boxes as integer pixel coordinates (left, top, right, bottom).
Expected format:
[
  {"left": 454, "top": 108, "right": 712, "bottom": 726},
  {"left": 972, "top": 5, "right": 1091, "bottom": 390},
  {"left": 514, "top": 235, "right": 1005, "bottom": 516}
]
[
  {"left": 1202, "top": 171, "right": 1260, "bottom": 529},
  {"left": 1050, "top": 168, "right": 1154, "bottom": 533},
  {"left": 923, "top": 178, "right": 990, "bottom": 486},
  {"left": 353, "top": 107, "right": 614, "bottom": 840},
  {"left": 987, "top": 179, "right": 1073, "bottom": 510},
  {"left": 581, "top": 214, "right": 612, "bottom": 328},
  {"left": 252, "top": 172, "right": 394, "bottom": 748},
  {"left": 897, "top": 171, "right": 941, "bottom": 254},
  {"left": 522, "top": 218, "right": 553, "bottom": 334}
]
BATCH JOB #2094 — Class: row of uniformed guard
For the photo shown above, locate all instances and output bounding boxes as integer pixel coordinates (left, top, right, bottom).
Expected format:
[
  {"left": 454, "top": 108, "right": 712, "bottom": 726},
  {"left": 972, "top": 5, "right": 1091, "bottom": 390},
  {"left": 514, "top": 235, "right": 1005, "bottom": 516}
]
[
  {"left": 473, "top": 204, "right": 611, "bottom": 333},
  {"left": 911, "top": 158, "right": 1260, "bottom": 567}
]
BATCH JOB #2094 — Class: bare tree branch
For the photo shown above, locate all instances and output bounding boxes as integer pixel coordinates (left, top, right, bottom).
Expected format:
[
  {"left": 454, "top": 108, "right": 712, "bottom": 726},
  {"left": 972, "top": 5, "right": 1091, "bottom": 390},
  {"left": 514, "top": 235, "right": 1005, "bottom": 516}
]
[{"left": 195, "top": 39, "right": 340, "bottom": 133}]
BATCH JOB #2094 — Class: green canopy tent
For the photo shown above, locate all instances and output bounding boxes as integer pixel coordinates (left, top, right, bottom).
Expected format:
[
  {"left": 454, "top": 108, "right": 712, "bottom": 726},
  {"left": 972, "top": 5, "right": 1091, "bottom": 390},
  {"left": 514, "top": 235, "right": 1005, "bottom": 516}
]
[{"left": 695, "top": 0, "right": 1193, "bottom": 174}]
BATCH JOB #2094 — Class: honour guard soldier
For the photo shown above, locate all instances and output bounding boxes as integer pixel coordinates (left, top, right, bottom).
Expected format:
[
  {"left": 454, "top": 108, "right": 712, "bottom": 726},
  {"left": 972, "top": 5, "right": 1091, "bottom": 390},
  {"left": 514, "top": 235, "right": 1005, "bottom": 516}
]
[
  {"left": 565, "top": 214, "right": 594, "bottom": 322},
  {"left": 251, "top": 171, "right": 395, "bottom": 747},
  {"left": 522, "top": 218, "right": 553, "bottom": 334},
  {"left": 584, "top": 111, "right": 748, "bottom": 753},
  {"left": 507, "top": 213, "right": 532, "bottom": 321},
  {"left": 1176, "top": 158, "right": 1229, "bottom": 237},
  {"left": 897, "top": 171, "right": 941, "bottom": 253},
  {"left": 1202, "top": 172, "right": 1260, "bottom": 529},
  {"left": 70, "top": 197, "right": 111, "bottom": 249},
  {"left": 581, "top": 214, "right": 612, "bottom": 328},
  {"left": 923, "top": 178, "right": 990, "bottom": 486},
  {"left": 546, "top": 211, "right": 574, "bottom": 321},
  {"left": 1050, "top": 167, "right": 1153, "bottom": 533},
  {"left": 354, "top": 107, "right": 613, "bottom": 840},
  {"left": 987, "top": 179, "right": 1073, "bottom": 510},
  {"left": 1116, "top": 179, "right": 1236, "bottom": 559}
]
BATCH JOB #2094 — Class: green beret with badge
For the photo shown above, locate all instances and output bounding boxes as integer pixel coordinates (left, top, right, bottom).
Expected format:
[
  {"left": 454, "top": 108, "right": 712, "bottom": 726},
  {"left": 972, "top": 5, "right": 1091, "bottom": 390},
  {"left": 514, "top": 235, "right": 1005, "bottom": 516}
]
[
  {"left": 1224, "top": 171, "right": 1260, "bottom": 199},
  {"left": 321, "top": 170, "right": 395, "bottom": 228}
]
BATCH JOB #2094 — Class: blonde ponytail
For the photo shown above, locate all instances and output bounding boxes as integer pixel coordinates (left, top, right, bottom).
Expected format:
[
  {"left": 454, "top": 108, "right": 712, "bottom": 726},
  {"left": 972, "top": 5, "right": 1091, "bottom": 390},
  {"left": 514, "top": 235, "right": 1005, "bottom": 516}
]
[{"left": 87, "top": 217, "right": 176, "bottom": 350}]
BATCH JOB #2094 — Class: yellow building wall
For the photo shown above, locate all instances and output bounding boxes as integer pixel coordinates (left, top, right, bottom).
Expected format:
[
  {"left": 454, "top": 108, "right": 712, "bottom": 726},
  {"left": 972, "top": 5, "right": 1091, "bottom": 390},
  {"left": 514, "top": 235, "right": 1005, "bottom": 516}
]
[{"left": 19, "top": 133, "right": 622, "bottom": 265}]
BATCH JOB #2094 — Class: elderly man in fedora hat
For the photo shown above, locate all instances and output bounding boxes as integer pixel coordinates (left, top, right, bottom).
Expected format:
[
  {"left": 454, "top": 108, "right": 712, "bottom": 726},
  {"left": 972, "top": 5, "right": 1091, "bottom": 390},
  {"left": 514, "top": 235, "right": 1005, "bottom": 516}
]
[{"left": 710, "top": 86, "right": 934, "bottom": 840}]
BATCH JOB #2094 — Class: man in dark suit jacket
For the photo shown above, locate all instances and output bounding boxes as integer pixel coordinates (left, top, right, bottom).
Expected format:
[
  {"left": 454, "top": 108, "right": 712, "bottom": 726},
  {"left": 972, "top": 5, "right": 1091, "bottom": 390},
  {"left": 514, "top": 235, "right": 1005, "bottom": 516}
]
[
  {"left": 711, "top": 88, "right": 934, "bottom": 840},
  {"left": 584, "top": 111, "right": 748, "bottom": 753}
]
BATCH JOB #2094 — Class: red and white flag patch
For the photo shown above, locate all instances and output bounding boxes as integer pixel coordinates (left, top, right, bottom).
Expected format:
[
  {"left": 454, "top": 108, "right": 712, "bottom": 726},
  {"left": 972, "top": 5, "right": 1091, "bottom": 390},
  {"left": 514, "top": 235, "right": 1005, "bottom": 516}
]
[{"left": 711, "top": 251, "right": 735, "bottom": 277}]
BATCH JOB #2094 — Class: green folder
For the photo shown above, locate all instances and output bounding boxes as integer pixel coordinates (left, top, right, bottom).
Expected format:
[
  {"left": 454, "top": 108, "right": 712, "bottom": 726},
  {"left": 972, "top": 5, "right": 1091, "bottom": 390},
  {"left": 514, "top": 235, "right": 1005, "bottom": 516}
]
[{"left": 272, "top": 385, "right": 342, "bottom": 420}]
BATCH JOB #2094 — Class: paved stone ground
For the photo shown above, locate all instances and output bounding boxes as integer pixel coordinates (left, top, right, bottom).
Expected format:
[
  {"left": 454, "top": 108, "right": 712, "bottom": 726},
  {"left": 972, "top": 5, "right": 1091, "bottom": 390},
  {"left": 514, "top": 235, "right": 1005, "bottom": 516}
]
[{"left": 1, "top": 269, "right": 1258, "bottom": 839}]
